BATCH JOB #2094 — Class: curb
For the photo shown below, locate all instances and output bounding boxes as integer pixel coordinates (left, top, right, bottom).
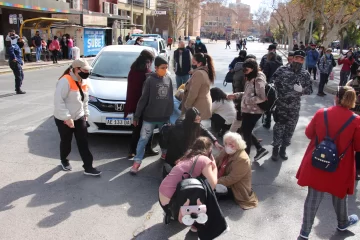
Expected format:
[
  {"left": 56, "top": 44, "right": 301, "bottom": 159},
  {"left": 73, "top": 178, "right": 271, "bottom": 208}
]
[{"left": 0, "top": 62, "right": 72, "bottom": 75}]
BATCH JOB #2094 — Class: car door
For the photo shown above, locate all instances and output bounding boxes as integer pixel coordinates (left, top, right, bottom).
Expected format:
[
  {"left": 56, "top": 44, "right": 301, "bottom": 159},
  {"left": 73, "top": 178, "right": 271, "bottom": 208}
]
[{"left": 159, "top": 40, "right": 169, "bottom": 61}]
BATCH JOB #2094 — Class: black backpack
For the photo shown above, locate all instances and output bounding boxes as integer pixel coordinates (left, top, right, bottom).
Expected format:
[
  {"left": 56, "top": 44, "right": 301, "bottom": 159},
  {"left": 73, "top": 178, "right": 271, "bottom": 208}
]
[
  {"left": 159, "top": 123, "right": 173, "bottom": 150},
  {"left": 312, "top": 108, "right": 356, "bottom": 172},
  {"left": 223, "top": 71, "right": 234, "bottom": 86},
  {"left": 170, "top": 156, "right": 207, "bottom": 220},
  {"left": 254, "top": 80, "right": 278, "bottom": 112}
]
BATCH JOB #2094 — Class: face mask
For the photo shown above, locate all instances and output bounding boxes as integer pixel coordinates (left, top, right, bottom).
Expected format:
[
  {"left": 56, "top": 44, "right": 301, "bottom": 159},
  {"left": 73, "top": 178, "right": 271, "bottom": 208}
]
[
  {"left": 78, "top": 70, "right": 90, "bottom": 79},
  {"left": 326, "top": 53, "right": 331, "bottom": 58},
  {"left": 225, "top": 146, "right": 236, "bottom": 155},
  {"left": 196, "top": 40, "right": 200, "bottom": 44},
  {"left": 291, "top": 62, "right": 303, "bottom": 72},
  {"left": 178, "top": 47, "right": 184, "bottom": 51},
  {"left": 157, "top": 69, "right": 167, "bottom": 77},
  {"left": 192, "top": 64, "right": 198, "bottom": 70},
  {"left": 356, "top": 75, "right": 360, "bottom": 80}
]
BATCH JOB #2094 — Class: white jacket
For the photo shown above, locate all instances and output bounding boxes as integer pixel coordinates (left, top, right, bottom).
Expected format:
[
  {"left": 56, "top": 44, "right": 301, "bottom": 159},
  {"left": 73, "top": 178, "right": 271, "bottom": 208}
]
[{"left": 211, "top": 100, "right": 236, "bottom": 125}]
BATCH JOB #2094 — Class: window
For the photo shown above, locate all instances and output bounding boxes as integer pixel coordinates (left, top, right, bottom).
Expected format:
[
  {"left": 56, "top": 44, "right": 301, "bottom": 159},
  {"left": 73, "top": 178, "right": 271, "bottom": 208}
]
[{"left": 83, "top": 0, "right": 89, "bottom": 10}]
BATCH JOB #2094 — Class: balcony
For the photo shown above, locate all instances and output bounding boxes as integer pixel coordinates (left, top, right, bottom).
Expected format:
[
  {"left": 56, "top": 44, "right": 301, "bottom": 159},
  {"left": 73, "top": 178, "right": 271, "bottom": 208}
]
[{"left": 127, "top": 0, "right": 150, "bottom": 8}]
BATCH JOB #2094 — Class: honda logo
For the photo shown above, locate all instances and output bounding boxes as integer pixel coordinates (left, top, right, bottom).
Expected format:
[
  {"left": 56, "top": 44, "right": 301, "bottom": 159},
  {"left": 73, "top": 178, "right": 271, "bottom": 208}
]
[{"left": 115, "top": 104, "right": 124, "bottom": 111}]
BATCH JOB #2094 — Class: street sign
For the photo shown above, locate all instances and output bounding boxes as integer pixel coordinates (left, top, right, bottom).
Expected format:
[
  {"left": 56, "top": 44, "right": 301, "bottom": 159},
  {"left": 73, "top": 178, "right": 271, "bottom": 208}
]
[{"left": 155, "top": 11, "right": 166, "bottom": 15}]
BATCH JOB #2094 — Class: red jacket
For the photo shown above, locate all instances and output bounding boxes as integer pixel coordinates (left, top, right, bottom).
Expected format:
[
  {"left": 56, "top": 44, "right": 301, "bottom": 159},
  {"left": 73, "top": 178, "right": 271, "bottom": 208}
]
[
  {"left": 124, "top": 68, "right": 151, "bottom": 118},
  {"left": 338, "top": 57, "right": 355, "bottom": 71},
  {"left": 296, "top": 106, "right": 360, "bottom": 198}
]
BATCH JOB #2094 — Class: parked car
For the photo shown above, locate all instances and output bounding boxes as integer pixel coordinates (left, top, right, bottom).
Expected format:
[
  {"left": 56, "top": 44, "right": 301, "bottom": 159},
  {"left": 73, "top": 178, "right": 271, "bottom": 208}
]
[
  {"left": 87, "top": 45, "right": 158, "bottom": 134},
  {"left": 131, "top": 33, "right": 163, "bottom": 39},
  {"left": 126, "top": 37, "right": 170, "bottom": 62},
  {"left": 246, "top": 36, "right": 255, "bottom": 41}
]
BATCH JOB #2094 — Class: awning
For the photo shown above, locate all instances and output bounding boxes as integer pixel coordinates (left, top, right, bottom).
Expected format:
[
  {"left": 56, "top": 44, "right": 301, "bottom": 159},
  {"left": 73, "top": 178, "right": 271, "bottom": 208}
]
[{"left": 20, "top": 17, "right": 69, "bottom": 37}]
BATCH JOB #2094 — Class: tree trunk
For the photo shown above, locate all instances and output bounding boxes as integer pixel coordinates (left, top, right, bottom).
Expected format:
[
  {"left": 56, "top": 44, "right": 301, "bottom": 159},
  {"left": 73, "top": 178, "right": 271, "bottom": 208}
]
[
  {"left": 339, "top": 30, "right": 344, "bottom": 54},
  {"left": 288, "top": 32, "right": 294, "bottom": 51},
  {"left": 308, "top": 0, "right": 316, "bottom": 43},
  {"left": 323, "top": 25, "right": 340, "bottom": 48}
]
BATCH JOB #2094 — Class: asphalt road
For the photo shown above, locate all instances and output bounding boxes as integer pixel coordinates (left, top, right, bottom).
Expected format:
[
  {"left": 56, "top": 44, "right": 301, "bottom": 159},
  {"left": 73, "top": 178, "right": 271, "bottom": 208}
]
[{"left": 0, "top": 41, "right": 359, "bottom": 240}]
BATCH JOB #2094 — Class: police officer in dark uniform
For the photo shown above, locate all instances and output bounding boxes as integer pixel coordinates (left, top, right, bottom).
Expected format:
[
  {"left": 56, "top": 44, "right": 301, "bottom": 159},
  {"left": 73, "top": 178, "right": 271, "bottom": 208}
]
[
  {"left": 271, "top": 50, "right": 312, "bottom": 161},
  {"left": 260, "top": 44, "right": 283, "bottom": 70},
  {"left": 194, "top": 36, "right": 208, "bottom": 54}
]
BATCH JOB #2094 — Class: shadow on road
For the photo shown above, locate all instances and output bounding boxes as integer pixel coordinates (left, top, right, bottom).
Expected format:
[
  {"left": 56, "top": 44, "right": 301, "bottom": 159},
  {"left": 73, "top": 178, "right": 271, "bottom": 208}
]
[{"left": 0, "top": 159, "right": 162, "bottom": 228}]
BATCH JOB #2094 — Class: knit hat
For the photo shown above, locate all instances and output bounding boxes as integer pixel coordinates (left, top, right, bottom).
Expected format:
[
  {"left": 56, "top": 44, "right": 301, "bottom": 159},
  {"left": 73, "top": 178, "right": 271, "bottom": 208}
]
[
  {"left": 245, "top": 54, "right": 256, "bottom": 60},
  {"left": 239, "top": 50, "right": 247, "bottom": 58},
  {"left": 155, "top": 56, "right": 168, "bottom": 67},
  {"left": 288, "top": 51, "right": 295, "bottom": 57}
]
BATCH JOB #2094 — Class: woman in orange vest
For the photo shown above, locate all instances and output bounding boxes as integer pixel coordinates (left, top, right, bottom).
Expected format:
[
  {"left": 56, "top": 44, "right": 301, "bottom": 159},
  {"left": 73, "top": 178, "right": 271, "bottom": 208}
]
[{"left": 54, "top": 59, "right": 101, "bottom": 176}]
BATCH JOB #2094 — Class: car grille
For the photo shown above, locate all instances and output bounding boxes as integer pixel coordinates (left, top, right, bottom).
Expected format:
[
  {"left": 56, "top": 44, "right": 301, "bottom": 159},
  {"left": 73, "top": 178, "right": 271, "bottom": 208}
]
[
  {"left": 90, "top": 102, "right": 125, "bottom": 113},
  {"left": 94, "top": 123, "right": 134, "bottom": 131}
]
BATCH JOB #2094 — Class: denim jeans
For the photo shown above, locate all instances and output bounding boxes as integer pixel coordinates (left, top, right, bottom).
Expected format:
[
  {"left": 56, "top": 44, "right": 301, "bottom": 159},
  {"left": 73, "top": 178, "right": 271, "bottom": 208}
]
[
  {"left": 9, "top": 61, "right": 24, "bottom": 91},
  {"left": 68, "top": 47, "right": 73, "bottom": 60},
  {"left": 175, "top": 74, "right": 190, "bottom": 88},
  {"left": 36, "top": 47, "right": 42, "bottom": 61},
  {"left": 134, "top": 121, "right": 166, "bottom": 163}
]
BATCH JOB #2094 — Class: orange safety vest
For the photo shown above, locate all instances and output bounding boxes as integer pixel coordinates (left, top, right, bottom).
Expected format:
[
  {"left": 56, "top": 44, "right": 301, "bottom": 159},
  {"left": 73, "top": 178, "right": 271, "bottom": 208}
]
[{"left": 62, "top": 74, "right": 88, "bottom": 92}]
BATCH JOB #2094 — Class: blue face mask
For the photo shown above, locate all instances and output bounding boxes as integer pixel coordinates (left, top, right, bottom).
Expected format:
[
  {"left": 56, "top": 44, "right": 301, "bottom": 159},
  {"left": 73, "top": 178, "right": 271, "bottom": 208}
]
[
  {"left": 326, "top": 53, "right": 330, "bottom": 58},
  {"left": 196, "top": 40, "right": 200, "bottom": 44}
]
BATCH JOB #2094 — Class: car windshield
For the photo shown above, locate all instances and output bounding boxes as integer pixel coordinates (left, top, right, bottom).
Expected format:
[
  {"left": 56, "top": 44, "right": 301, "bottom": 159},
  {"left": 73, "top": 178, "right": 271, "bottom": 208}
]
[
  {"left": 126, "top": 40, "right": 158, "bottom": 50},
  {"left": 91, "top": 51, "right": 148, "bottom": 79}
]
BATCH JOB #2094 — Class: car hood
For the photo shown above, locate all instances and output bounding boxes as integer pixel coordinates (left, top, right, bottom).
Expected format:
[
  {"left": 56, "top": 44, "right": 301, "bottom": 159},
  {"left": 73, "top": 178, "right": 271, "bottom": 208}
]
[{"left": 88, "top": 77, "right": 127, "bottom": 101}]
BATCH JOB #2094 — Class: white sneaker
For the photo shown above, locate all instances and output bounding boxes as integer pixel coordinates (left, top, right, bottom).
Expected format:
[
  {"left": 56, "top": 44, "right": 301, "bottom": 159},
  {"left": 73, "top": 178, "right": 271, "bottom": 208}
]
[{"left": 215, "top": 184, "right": 228, "bottom": 194}]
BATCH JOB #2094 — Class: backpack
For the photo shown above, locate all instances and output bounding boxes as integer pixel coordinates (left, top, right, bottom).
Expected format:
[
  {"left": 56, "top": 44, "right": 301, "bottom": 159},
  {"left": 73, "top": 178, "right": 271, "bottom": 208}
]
[
  {"left": 169, "top": 156, "right": 207, "bottom": 220},
  {"left": 159, "top": 123, "right": 173, "bottom": 150},
  {"left": 254, "top": 80, "right": 278, "bottom": 112},
  {"left": 312, "top": 108, "right": 356, "bottom": 172},
  {"left": 223, "top": 71, "right": 234, "bottom": 86}
]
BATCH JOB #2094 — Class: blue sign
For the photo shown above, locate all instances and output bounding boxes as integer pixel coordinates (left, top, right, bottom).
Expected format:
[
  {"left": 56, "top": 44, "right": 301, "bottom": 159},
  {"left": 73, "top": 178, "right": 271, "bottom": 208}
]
[{"left": 83, "top": 28, "right": 105, "bottom": 56}]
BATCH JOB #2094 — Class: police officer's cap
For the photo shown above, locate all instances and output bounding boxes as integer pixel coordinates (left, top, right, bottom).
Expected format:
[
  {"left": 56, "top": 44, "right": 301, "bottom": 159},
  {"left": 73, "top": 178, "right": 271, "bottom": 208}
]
[
  {"left": 267, "top": 44, "right": 277, "bottom": 50},
  {"left": 288, "top": 51, "right": 295, "bottom": 57},
  {"left": 294, "top": 50, "right": 306, "bottom": 58}
]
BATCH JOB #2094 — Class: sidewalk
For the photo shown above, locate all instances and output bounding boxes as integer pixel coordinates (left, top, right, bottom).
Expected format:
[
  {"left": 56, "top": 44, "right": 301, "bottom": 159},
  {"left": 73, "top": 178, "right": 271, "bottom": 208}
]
[
  {"left": 0, "top": 57, "right": 95, "bottom": 75},
  {"left": 277, "top": 48, "right": 339, "bottom": 94}
]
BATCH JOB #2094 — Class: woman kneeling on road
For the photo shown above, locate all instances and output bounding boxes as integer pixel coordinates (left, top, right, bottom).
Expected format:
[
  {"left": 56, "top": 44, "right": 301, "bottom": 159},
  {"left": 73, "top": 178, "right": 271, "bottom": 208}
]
[
  {"left": 215, "top": 132, "right": 258, "bottom": 209},
  {"left": 54, "top": 59, "right": 101, "bottom": 176},
  {"left": 163, "top": 107, "right": 223, "bottom": 178},
  {"left": 159, "top": 137, "right": 218, "bottom": 231},
  {"left": 296, "top": 86, "right": 360, "bottom": 239}
]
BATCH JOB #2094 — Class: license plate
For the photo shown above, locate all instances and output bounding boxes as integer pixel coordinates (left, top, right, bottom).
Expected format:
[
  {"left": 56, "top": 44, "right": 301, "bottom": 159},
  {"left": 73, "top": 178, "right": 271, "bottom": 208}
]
[{"left": 105, "top": 118, "right": 131, "bottom": 126}]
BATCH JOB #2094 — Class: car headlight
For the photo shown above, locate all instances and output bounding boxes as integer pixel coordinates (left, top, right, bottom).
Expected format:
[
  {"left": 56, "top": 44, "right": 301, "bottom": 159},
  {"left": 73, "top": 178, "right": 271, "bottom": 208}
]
[{"left": 89, "top": 95, "right": 99, "bottom": 103}]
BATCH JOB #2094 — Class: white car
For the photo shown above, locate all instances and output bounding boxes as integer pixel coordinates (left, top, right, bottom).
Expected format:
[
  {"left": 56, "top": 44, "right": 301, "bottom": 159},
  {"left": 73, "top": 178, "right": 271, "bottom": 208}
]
[
  {"left": 126, "top": 37, "right": 170, "bottom": 62},
  {"left": 246, "top": 36, "right": 255, "bottom": 41},
  {"left": 87, "top": 45, "right": 158, "bottom": 134}
]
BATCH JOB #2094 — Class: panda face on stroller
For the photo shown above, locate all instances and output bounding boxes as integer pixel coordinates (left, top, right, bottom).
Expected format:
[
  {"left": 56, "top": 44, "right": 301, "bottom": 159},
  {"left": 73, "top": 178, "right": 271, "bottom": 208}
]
[{"left": 179, "top": 198, "right": 208, "bottom": 226}]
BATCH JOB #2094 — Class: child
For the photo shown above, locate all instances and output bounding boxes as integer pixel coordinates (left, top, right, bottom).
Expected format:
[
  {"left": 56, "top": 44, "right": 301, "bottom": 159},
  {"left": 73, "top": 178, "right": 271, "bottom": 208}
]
[{"left": 131, "top": 56, "right": 174, "bottom": 174}]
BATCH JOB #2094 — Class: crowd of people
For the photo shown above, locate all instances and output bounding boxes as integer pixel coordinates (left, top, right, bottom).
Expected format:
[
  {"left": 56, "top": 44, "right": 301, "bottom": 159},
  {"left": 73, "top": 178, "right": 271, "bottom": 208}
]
[{"left": 48, "top": 35, "right": 360, "bottom": 239}]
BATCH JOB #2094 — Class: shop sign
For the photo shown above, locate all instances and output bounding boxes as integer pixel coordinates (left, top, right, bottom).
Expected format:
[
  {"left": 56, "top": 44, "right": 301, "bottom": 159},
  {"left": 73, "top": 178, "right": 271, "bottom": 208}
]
[
  {"left": 52, "top": 14, "right": 81, "bottom": 25},
  {"left": 83, "top": 29, "right": 105, "bottom": 56},
  {"left": 83, "top": 15, "right": 107, "bottom": 26}
]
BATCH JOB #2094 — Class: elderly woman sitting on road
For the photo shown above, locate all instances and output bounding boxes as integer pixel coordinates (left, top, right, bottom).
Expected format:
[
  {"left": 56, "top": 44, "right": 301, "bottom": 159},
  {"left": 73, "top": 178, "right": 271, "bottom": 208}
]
[{"left": 215, "top": 132, "right": 258, "bottom": 209}]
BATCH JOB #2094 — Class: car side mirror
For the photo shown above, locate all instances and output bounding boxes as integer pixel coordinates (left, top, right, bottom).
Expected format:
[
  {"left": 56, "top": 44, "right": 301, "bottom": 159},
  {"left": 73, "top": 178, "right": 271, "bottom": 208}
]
[{"left": 160, "top": 49, "right": 166, "bottom": 53}]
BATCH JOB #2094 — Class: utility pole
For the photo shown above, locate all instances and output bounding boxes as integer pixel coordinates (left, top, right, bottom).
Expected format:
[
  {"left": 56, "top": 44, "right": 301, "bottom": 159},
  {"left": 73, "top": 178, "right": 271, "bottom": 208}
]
[{"left": 130, "top": 0, "right": 134, "bottom": 25}]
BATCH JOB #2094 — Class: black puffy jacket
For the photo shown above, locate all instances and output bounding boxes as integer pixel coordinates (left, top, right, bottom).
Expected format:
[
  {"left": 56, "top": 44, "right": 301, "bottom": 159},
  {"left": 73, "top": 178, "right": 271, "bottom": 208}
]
[{"left": 165, "top": 120, "right": 217, "bottom": 167}]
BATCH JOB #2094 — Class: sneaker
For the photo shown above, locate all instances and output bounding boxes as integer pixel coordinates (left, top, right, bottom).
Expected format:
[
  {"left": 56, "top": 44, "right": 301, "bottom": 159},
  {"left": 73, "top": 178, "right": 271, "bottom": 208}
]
[
  {"left": 254, "top": 148, "right": 268, "bottom": 161},
  {"left": 130, "top": 162, "right": 141, "bottom": 175},
  {"left": 356, "top": 170, "right": 360, "bottom": 181},
  {"left": 61, "top": 160, "right": 72, "bottom": 171},
  {"left": 84, "top": 168, "right": 102, "bottom": 176},
  {"left": 190, "top": 225, "right": 198, "bottom": 233},
  {"left": 128, "top": 153, "right": 135, "bottom": 159},
  {"left": 337, "top": 214, "right": 359, "bottom": 231},
  {"left": 299, "top": 230, "right": 309, "bottom": 239},
  {"left": 215, "top": 184, "right": 228, "bottom": 195}
]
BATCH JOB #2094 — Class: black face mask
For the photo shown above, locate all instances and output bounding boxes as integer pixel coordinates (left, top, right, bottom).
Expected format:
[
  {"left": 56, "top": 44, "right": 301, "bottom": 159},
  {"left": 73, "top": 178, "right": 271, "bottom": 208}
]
[
  {"left": 78, "top": 70, "right": 90, "bottom": 79},
  {"left": 17, "top": 42, "right": 24, "bottom": 48},
  {"left": 192, "top": 65, "right": 198, "bottom": 70},
  {"left": 178, "top": 47, "right": 185, "bottom": 51}
]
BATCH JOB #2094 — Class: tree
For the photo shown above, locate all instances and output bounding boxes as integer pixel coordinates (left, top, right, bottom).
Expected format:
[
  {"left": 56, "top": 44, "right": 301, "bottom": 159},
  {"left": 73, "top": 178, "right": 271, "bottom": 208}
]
[{"left": 254, "top": 8, "right": 271, "bottom": 37}]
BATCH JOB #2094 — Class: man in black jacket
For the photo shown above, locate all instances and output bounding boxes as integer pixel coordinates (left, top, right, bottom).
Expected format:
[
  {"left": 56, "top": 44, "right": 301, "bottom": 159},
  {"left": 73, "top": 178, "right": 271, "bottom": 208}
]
[
  {"left": 260, "top": 44, "right": 283, "bottom": 70},
  {"left": 173, "top": 41, "right": 192, "bottom": 88},
  {"left": 194, "top": 36, "right": 207, "bottom": 54}
]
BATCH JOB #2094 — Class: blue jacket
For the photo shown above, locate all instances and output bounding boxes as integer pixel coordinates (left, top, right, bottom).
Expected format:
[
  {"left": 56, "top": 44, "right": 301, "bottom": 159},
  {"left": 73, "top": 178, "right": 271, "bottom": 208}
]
[
  {"left": 170, "top": 96, "right": 181, "bottom": 124},
  {"left": 8, "top": 43, "right": 23, "bottom": 65},
  {"left": 306, "top": 49, "right": 319, "bottom": 67}
]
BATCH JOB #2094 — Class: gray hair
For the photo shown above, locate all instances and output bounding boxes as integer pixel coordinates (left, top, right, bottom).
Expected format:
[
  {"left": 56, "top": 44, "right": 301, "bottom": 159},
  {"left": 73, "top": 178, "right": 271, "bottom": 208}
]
[{"left": 223, "top": 132, "right": 247, "bottom": 151}]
